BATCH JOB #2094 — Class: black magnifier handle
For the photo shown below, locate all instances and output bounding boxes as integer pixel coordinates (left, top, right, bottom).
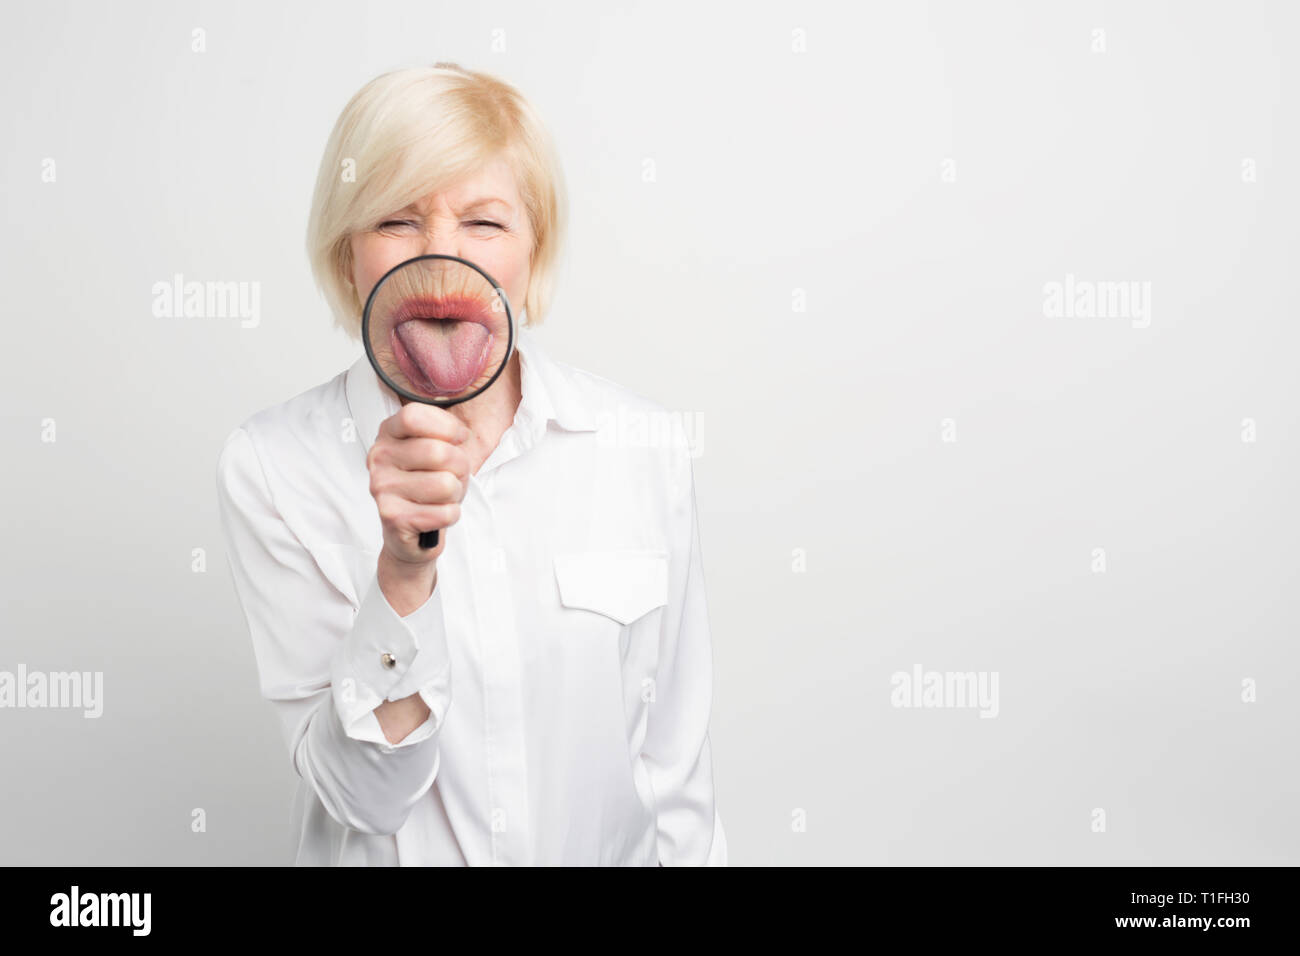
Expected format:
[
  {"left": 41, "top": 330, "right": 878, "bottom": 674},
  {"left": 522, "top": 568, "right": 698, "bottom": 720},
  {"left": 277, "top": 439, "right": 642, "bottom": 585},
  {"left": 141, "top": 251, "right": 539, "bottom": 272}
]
[{"left": 419, "top": 529, "right": 439, "bottom": 549}]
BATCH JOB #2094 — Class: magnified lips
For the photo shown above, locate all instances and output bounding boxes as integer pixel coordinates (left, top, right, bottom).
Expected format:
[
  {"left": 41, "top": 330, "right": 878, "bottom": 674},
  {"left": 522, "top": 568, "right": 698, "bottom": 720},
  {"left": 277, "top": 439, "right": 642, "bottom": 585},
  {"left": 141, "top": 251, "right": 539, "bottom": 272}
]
[{"left": 389, "top": 295, "right": 495, "bottom": 396}]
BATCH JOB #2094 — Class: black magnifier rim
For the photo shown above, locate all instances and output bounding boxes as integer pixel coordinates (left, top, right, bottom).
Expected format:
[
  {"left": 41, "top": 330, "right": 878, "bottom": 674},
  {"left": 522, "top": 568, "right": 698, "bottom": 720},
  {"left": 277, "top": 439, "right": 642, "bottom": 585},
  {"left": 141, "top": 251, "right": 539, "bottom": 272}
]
[{"left": 360, "top": 253, "right": 516, "bottom": 407}]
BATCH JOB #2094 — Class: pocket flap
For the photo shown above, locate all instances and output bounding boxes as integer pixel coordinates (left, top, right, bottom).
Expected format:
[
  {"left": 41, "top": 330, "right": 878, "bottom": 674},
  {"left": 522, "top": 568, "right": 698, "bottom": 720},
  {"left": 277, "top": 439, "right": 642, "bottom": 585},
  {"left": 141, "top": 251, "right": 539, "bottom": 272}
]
[{"left": 553, "top": 549, "right": 669, "bottom": 625}]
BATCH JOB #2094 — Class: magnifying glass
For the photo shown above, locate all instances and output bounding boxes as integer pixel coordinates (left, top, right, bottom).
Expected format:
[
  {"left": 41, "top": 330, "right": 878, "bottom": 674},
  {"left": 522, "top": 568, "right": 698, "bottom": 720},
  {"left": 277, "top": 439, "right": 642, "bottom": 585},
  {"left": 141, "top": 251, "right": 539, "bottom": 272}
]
[{"left": 361, "top": 254, "right": 515, "bottom": 549}]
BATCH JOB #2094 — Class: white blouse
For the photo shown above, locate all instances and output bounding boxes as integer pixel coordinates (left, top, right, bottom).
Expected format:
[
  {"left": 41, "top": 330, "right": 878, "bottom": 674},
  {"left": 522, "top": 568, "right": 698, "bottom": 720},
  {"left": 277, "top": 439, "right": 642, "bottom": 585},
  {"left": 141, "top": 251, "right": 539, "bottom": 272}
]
[{"left": 215, "top": 326, "right": 726, "bottom": 865}]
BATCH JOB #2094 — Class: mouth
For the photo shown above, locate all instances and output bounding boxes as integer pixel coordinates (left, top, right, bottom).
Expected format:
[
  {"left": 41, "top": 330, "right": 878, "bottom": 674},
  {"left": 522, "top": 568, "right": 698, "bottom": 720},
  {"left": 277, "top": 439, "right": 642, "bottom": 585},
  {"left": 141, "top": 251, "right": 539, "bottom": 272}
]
[{"left": 388, "top": 295, "right": 495, "bottom": 396}]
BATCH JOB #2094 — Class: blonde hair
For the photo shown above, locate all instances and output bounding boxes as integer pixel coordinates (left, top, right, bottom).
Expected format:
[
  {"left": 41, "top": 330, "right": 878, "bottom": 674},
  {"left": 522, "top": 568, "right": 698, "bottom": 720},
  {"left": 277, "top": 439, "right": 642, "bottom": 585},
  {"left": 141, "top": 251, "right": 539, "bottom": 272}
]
[{"left": 306, "top": 63, "right": 567, "bottom": 338}]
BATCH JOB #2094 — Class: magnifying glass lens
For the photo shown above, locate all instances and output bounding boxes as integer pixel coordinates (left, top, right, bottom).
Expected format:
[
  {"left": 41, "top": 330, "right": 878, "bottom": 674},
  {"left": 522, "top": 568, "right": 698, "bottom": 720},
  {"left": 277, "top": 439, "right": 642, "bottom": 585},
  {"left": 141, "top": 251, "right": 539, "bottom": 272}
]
[{"left": 364, "top": 256, "right": 512, "bottom": 404}]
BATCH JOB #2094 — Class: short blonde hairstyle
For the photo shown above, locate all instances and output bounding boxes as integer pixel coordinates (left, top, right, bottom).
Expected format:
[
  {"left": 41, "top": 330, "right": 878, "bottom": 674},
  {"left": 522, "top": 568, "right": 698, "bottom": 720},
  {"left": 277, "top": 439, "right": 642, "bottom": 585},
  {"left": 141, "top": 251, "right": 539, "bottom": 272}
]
[{"left": 307, "top": 63, "right": 567, "bottom": 338}]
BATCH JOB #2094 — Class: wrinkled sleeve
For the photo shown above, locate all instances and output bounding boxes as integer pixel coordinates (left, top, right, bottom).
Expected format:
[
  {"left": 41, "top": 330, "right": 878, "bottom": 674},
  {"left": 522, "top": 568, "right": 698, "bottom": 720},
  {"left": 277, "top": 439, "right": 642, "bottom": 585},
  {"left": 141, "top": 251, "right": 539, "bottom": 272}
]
[
  {"left": 640, "top": 421, "right": 727, "bottom": 865},
  {"left": 215, "top": 426, "right": 453, "bottom": 836}
]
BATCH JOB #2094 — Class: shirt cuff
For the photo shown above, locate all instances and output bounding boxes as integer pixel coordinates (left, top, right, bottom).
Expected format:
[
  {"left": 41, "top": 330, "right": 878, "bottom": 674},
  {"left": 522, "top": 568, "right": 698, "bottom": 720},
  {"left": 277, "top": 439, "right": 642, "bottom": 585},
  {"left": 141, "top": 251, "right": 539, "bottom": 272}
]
[{"left": 330, "top": 569, "right": 453, "bottom": 750}]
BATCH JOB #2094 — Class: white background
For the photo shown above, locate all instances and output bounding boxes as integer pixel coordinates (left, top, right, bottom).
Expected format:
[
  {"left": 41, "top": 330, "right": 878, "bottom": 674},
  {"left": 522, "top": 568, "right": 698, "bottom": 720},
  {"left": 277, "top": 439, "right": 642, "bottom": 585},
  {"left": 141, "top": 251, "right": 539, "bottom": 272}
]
[{"left": 1, "top": 0, "right": 1296, "bottom": 864}]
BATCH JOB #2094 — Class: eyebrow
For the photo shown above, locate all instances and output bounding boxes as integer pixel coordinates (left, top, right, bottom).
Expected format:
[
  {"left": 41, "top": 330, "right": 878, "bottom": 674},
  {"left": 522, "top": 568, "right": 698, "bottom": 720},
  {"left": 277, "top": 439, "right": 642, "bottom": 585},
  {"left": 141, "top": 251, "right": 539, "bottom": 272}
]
[
  {"left": 391, "top": 197, "right": 513, "bottom": 219},
  {"left": 458, "top": 197, "right": 512, "bottom": 214}
]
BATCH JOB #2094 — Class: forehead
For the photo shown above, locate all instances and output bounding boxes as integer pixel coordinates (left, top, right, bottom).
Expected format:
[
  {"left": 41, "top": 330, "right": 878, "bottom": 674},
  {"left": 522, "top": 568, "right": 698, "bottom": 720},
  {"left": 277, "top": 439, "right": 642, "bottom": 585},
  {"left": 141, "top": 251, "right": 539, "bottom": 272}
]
[{"left": 420, "top": 155, "right": 521, "bottom": 212}]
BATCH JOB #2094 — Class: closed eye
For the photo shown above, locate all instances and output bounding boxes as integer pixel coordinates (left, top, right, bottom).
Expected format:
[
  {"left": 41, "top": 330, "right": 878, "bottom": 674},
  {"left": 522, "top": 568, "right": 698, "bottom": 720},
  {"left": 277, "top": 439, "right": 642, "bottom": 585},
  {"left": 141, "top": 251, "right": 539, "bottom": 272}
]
[{"left": 375, "top": 218, "right": 503, "bottom": 231}]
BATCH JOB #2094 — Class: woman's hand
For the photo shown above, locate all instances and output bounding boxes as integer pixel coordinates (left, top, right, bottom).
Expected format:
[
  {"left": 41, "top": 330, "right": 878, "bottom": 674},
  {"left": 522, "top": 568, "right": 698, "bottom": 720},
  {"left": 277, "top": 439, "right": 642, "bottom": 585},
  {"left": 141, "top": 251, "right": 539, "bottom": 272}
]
[{"left": 367, "top": 402, "right": 471, "bottom": 585}]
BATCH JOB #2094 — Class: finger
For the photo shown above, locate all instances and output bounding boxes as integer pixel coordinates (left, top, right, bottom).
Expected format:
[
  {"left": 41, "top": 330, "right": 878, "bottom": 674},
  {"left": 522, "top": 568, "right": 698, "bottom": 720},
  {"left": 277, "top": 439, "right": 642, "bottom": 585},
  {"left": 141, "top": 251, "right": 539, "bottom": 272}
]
[
  {"left": 381, "top": 403, "right": 470, "bottom": 443},
  {"left": 376, "top": 495, "right": 462, "bottom": 534},
  {"left": 375, "top": 437, "right": 470, "bottom": 482},
  {"left": 376, "top": 470, "right": 464, "bottom": 507},
  {"left": 407, "top": 501, "right": 462, "bottom": 535}
]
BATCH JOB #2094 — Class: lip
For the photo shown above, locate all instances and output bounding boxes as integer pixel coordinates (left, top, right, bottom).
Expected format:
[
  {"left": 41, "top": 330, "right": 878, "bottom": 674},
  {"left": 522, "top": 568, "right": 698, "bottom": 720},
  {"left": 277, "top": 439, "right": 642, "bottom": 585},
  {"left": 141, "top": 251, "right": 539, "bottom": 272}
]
[{"left": 390, "top": 294, "right": 496, "bottom": 329}]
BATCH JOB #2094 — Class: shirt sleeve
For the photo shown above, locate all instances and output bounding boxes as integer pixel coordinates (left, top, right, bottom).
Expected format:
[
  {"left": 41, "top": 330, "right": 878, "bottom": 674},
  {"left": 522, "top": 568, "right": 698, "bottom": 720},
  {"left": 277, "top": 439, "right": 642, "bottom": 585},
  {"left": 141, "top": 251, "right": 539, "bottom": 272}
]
[
  {"left": 640, "top": 421, "right": 728, "bottom": 866},
  {"left": 215, "top": 426, "right": 453, "bottom": 837}
]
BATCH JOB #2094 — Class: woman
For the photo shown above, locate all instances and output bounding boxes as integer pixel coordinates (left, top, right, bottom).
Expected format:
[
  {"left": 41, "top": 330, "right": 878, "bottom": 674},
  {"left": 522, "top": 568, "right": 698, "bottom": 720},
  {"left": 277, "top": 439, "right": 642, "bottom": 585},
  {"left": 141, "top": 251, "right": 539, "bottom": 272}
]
[{"left": 215, "top": 63, "right": 726, "bottom": 865}]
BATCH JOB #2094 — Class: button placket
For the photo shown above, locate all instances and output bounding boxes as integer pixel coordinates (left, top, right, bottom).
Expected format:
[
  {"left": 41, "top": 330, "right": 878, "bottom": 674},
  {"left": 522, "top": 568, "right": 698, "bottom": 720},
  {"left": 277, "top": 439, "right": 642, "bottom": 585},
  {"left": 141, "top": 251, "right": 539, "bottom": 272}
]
[{"left": 469, "top": 488, "right": 532, "bottom": 865}]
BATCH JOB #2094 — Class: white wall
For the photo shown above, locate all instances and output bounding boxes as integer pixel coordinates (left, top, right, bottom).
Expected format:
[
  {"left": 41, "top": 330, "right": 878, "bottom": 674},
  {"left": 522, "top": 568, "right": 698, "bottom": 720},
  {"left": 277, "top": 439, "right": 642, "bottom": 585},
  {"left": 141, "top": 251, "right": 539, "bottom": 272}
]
[{"left": 0, "top": 0, "right": 1295, "bottom": 864}]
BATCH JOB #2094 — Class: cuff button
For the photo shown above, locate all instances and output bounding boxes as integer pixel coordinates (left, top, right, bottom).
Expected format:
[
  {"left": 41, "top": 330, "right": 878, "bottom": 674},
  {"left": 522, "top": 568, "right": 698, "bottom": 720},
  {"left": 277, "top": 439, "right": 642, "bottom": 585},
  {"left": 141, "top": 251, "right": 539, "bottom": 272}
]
[{"left": 380, "top": 653, "right": 397, "bottom": 669}]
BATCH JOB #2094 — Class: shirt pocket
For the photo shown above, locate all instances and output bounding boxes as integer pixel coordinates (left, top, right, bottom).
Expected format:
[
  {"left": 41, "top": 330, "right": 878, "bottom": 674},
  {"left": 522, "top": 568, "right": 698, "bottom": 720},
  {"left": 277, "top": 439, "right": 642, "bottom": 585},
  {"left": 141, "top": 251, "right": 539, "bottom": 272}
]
[{"left": 552, "top": 548, "right": 669, "bottom": 626}]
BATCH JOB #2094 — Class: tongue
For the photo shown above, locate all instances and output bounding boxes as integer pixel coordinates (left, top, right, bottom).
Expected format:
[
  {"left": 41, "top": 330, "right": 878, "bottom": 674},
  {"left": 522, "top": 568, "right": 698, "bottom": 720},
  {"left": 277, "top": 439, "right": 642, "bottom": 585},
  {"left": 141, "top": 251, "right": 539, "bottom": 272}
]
[{"left": 395, "top": 318, "right": 491, "bottom": 393}]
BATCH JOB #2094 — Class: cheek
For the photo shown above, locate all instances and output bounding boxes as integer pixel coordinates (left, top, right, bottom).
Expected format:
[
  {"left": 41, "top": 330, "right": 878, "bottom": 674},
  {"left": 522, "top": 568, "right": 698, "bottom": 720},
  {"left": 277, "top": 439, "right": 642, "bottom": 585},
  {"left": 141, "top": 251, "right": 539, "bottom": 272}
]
[
  {"left": 349, "top": 237, "right": 381, "bottom": 298},
  {"left": 505, "top": 261, "right": 531, "bottom": 311},
  {"left": 350, "top": 235, "right": 412, "bottom": 301},
  {"left": 477, "top": 249, "right": 531, "bottom": 313}
]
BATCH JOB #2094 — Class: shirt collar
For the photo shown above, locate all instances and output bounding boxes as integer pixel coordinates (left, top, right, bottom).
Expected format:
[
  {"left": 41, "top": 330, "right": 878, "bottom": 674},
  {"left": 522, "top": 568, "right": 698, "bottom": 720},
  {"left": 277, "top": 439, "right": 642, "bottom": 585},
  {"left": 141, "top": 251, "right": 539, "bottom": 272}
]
[{"left": 345, "top": 325, "right": 598, "bottom": 453}]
